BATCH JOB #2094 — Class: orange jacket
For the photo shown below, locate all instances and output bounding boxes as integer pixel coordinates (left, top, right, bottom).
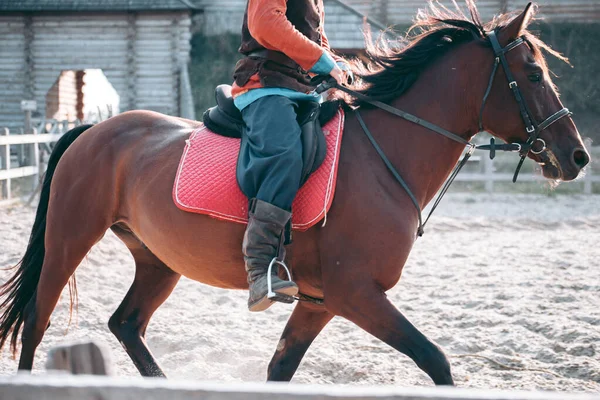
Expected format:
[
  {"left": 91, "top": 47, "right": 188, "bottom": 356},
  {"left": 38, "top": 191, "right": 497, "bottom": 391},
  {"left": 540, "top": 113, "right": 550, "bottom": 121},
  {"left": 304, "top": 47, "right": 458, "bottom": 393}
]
[{"left": 232, "top": 0, "right": 345, "bottom": 98}]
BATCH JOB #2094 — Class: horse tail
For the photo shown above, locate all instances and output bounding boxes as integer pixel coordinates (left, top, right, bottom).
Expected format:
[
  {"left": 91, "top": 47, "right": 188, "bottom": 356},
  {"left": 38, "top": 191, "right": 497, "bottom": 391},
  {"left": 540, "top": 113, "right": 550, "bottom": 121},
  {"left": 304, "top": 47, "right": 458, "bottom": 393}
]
[{"left": 0, "top": 124, "right": 94, "bottom": 355}]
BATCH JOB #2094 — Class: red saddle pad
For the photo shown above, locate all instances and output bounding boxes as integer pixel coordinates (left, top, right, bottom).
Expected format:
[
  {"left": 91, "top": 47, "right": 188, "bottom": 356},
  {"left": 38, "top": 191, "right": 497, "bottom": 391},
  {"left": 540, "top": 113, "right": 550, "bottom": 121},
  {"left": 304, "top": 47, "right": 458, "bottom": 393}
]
[{"left": 173, "top": 109, "right": 344, "bottom": 231}]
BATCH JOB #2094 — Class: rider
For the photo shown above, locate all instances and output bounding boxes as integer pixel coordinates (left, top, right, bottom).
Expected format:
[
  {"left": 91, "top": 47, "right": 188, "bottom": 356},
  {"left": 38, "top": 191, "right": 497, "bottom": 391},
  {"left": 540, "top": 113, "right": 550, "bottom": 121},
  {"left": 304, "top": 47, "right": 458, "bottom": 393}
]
[{"left": 231, "top": 0, "right": 350, "bottom": 311}]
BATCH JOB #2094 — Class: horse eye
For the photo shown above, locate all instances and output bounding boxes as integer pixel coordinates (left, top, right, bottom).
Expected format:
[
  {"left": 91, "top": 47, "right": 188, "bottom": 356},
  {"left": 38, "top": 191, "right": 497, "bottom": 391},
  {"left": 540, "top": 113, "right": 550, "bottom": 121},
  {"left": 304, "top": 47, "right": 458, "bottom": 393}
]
[{"left": 528, "top": 73, "right": 542, "bottom": 83}]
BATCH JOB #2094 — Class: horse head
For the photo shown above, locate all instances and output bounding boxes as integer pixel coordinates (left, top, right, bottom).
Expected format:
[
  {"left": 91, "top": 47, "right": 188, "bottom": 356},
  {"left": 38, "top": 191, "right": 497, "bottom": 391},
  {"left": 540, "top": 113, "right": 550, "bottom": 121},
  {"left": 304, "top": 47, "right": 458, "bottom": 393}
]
[{"left": 479, "top": 3, "right": 590, "bottom": 181}]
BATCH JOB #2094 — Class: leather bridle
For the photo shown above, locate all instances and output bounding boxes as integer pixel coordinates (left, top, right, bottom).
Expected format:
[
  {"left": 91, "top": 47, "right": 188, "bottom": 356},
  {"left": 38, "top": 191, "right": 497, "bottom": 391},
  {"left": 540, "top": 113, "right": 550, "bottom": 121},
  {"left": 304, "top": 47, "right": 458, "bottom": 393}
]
[
  {"left": 480, "top": 31, "right": 572, "bottom": 182},
  {"left": 316, "top": 30, "right": 573, "bottom": 237}
]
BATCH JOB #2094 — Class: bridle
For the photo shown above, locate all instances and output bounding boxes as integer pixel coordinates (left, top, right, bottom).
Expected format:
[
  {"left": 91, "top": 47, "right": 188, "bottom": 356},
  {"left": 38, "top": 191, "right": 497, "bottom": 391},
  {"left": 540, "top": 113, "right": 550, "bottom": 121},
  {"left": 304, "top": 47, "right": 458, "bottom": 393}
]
[
  {"left": 479, "top": 30, "right": 572, "bottom": 182},
  {"left": 316, "top": 30, "right": 573, "bottom": 237}
]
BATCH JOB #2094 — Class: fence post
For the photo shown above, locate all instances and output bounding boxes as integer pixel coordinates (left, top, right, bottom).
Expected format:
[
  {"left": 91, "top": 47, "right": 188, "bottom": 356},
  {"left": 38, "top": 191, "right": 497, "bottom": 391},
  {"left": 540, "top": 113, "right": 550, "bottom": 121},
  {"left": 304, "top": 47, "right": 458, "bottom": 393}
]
[
  {"left": 46, "top": 341, "right": 113, "bottom": 376},
  {"left": 31, "top": 127, "right": 40, "bottom": 192},
  {"left": 483, "top": 154, "right": 494, "bottom": 193},
  {"left": 583, "top": 138, "right": 593, "bottom": 195},
  {"left": 584, "top": 160, "right": 592, "bottom": 195},
  {"left": 3, "top": 128, "right": 10, "bottom": 200}
]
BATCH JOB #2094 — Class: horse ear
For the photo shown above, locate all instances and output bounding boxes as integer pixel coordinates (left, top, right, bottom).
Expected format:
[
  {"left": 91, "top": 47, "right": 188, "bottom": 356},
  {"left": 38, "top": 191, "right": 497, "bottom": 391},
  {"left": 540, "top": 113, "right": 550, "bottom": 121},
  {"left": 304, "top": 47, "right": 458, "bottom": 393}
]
[{"left": 497, "top": 3, "right": 535, "bottom": 46}]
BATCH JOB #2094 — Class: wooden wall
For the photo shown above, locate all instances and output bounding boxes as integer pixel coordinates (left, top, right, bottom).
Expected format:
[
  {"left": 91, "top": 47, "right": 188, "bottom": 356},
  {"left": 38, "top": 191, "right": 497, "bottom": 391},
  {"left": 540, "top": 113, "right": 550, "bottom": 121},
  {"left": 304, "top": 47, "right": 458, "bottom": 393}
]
[
  {"left": 195, "top": 0, "right": 378, "bottom": 50},
  {"left": 0, "top": 16, "right": 27, "bottom": 130},
  {"left": 0, "top": 11, "right": 191, "bottom": 129},
  {"left": 343, "top": 0, "right": 600, "bottom": 25}
]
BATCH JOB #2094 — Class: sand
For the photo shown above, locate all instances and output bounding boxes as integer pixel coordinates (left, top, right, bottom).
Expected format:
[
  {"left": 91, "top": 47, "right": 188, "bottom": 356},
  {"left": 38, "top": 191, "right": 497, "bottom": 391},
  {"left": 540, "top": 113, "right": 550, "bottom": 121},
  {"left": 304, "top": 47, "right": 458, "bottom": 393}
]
[{"left": 0, "top": 193, "right": 599, "bottom": 392}]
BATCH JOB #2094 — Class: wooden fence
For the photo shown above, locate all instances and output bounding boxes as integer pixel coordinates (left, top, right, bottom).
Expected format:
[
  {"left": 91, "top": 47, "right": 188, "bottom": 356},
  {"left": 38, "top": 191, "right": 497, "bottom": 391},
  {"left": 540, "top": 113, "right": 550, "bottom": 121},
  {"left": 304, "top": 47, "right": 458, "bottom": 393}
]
[
  {"left": 455, "top": 147, "right": 599, "bottom": 194},
  {"left": 0, "top": 119, "right": 80, "bottom": 206},
  {"left": 1, "top": 127, "right": 598, "bottom": 207}
]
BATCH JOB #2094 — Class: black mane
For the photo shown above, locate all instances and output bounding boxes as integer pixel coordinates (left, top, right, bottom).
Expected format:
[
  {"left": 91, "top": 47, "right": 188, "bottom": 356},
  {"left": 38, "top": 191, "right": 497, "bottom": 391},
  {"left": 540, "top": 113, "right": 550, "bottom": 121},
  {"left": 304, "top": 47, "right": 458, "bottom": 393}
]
[{"left": 347, "top": 1, "right": 563, "bottom": 106}]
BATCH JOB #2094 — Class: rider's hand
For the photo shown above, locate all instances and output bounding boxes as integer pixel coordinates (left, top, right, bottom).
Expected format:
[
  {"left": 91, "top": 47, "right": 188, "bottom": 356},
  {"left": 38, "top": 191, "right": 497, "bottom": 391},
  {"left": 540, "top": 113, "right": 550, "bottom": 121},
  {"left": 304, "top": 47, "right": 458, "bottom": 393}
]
[{"left": 329, "top": 65, "right": 346, "bottom": 86}]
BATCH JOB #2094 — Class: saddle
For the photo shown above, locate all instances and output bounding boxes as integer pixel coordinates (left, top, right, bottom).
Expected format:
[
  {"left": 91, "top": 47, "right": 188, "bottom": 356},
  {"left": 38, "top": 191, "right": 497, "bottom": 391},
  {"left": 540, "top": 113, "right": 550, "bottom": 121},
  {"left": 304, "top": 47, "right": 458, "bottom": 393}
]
[{"left": 203, "top": 84, "right": 340, "bottom": 185}]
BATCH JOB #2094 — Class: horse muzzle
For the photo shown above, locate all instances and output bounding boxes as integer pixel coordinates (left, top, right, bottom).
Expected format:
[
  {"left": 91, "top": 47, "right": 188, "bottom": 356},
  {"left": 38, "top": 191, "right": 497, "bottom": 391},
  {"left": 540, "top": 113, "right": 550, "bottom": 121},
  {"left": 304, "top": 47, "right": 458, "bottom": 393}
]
[{"left": 535, "top": 144, "right": 590, "bottom": 182}]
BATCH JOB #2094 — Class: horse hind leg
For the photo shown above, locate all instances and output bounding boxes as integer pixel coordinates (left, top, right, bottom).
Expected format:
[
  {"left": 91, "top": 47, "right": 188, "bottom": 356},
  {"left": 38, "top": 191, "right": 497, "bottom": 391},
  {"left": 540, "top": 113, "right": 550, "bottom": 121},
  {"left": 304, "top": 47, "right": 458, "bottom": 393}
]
[
  {"left": 108, "top": 226, "right": 181, "bottom": 377},
  {"left": 17, "top": 204, "right": 111, "bottom": 370},
  {"left": 267, "top": 302, "right": 333, "bottom": 381}
]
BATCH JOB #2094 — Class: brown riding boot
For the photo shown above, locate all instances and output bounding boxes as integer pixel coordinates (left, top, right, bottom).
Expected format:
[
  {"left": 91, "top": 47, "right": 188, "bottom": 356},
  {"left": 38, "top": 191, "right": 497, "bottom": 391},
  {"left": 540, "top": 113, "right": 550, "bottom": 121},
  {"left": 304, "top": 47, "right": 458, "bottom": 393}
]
[{"left": 243, "top": 198, "right": 299, "bottom": 312}]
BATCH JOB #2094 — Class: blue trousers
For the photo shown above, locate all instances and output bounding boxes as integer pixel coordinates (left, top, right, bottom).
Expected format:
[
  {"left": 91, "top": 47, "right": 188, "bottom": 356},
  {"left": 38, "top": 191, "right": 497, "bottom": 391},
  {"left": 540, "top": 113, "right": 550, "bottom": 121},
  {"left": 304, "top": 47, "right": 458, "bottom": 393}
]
[{"left": 236, "top": 96, "right": 303, "bottom": 211}]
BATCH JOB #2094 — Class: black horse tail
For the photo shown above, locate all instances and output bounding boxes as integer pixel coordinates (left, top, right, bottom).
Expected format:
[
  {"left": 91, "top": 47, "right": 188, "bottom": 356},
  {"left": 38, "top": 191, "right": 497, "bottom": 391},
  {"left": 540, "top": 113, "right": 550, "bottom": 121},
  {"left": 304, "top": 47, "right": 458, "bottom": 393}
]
[{"left": 0, "top": 124, "right": 94, "bottom": 356}]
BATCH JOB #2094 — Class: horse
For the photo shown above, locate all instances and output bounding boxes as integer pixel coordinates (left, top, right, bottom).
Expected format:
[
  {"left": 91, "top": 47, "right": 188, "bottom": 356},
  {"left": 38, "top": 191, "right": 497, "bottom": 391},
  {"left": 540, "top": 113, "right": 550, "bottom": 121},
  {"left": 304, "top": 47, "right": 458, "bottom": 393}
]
[{"left": 0, "top": 1, "right": 589, "bottom": 385}]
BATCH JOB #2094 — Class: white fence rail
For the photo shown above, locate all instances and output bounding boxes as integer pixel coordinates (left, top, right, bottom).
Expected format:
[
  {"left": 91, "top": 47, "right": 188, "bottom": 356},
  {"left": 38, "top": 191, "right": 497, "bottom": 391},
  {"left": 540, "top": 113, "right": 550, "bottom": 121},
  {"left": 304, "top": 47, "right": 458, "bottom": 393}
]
[
  {"left": 1, "top": 126, "right": 598, "bottom": 207},
  {"left": 2, "top": 374, "right": 600, "bottom": 400},
  {"left": 0, "top": 119, "right": 80, "bottom": 206},
  {"left": 455, "top": 151, "right": 598, "bottom": 194}
]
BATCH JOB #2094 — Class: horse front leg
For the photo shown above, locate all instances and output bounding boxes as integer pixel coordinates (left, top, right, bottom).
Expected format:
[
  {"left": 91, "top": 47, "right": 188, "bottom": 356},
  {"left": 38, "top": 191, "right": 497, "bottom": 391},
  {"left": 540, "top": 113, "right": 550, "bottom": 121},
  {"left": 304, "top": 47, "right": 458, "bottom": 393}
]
[
  {"left": 267, "top": 301, "right": 333, "bottom": 381},
  {"left": 326, "top": 283, "right": 454, "bottom": 385}
]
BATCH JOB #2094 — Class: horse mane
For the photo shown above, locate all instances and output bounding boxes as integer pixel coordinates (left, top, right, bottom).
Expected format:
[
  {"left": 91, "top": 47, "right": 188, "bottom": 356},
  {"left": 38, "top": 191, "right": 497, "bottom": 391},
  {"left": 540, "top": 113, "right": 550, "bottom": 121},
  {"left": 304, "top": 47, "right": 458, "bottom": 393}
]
[{"left": 347, "top": 0, "right": 567, "bottom": 106}]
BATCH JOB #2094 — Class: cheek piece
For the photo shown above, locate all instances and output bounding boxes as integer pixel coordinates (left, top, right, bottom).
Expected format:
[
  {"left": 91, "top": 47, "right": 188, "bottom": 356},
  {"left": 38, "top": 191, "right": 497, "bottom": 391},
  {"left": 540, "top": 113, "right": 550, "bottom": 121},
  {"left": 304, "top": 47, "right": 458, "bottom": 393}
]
[{"left": 479, "top": 30, "right": 572, "bottom": 182}]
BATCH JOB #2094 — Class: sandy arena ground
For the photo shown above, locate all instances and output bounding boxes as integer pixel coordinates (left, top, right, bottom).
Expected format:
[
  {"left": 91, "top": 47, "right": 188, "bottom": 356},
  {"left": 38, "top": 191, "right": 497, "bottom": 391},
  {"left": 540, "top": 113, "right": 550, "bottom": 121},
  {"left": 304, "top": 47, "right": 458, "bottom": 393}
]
[{"left": 0, "top": 193, "right": 599, "bottom": 392}]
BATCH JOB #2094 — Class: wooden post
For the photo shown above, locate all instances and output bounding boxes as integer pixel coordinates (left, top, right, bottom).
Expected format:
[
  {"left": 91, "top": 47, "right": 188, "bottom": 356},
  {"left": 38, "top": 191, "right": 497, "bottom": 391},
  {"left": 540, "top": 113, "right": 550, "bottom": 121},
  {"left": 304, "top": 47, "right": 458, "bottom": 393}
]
[
  {"left": 483, "top": 154, "right": 494, "bottom": 193},
  {"left": 3, "top": 128, "right": 10, "bottom": 200},
  {"left": 583, "top": 138, "right": 593, "bottom": 195},
  {"left": 32, "top": 127, "right": 41, "bottom": 191},
  {"left": 21, "top": 100, "right": 37, "bottom": 174},
  {"left": 179, "top": 62, "right": 195, "bottom": 119},
  {"left": 46, "top": 341, "right": 113, "bottom": 376},
  {"left": 23, "top": 109, "right": 32, "bottom": 168},
  {"left": 584, "top": 166, "right": 592, "bottom": 194},
  {"left": 24, "top": 110, "right": 32, "bottom": 134},
  {"left": 126, "top": 12, "right": 138, "bottom": 111},
  {"left": 16, "top": 128, "right": 24, "bottom": 167}
]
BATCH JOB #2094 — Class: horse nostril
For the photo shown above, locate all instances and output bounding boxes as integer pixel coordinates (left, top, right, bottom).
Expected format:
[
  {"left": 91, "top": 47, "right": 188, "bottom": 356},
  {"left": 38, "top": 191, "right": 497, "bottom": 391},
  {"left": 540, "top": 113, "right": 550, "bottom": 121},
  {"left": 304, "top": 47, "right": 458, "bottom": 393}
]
[{"left": 572, "top": 148, "right": 590, "bottom": 169}]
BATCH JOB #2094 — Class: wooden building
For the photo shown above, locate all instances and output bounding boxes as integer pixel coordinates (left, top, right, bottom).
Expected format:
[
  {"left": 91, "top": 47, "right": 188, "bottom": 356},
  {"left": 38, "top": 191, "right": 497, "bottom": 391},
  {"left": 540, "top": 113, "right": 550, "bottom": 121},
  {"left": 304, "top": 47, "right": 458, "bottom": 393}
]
[
  {"left": 0, "top": 0, "right": 384, "bottom": 129},
  {"left": 0, "top": 0, "right": 386, "bottom": 129},
  {"left": 0, "top": 0, "right": 195, "bottom": 130},
  {"left": 196, "top": 0, "right": 385, "bottom": 51},
  {"left": 343, "top": 0, "right": 600, "bottom": 25}
]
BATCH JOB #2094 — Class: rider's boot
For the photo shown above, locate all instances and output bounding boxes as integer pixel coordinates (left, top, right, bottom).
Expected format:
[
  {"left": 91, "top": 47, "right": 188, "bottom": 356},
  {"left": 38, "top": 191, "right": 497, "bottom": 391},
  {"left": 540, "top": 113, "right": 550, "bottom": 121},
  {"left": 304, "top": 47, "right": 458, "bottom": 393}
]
[{"left": 243, "top": 198, "right": 298, "bottom": 312}]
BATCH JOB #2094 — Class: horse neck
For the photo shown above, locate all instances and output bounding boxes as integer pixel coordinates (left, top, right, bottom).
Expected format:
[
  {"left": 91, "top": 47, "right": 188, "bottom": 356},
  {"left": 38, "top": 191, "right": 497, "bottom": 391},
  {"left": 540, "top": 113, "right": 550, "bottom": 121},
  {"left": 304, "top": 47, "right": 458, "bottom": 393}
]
[{"left": 353, "top": 45, "right": 486, "bottom": 209}]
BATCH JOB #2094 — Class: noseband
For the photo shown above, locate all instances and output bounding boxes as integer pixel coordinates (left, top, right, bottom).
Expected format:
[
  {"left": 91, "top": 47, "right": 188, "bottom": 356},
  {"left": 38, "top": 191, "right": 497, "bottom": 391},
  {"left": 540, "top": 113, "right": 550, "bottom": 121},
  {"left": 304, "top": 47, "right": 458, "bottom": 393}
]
[
  {"left": 316, "top": 30, "right": 573, "bottom": 237},
  {"left": 479, "top": 31, "right": 572, "bottom": 182}
]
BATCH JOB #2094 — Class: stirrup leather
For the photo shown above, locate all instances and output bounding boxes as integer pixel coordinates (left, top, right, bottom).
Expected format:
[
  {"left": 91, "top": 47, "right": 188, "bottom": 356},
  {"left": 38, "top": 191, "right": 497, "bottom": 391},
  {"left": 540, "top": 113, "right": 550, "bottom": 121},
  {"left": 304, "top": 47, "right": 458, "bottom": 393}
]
[{"left": 266, "top": 257, "right": 293, "bottom": 299}]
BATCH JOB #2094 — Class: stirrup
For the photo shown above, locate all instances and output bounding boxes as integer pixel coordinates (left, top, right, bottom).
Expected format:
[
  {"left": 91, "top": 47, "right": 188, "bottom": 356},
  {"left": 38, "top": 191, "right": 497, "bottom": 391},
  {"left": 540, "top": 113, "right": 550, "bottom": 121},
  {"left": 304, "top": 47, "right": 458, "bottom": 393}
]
[{"left": 266, "top": 257, "right": 293, "bottom": 299}]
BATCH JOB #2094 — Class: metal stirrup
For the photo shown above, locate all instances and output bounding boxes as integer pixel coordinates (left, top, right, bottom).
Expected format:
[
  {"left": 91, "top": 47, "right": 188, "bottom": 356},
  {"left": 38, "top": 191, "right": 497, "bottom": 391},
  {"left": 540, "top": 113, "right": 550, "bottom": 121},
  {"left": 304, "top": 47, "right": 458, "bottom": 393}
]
[{"left": 266, "top": 257, "right": 293, "bottom": 299}]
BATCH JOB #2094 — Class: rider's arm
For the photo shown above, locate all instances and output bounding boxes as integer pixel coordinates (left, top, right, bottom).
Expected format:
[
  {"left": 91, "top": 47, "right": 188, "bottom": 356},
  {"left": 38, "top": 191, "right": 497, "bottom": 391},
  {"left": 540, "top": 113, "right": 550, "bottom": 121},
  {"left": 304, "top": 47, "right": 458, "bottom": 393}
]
[
  {"left": 320, "top": 27, "right": 349, "bottom": 68},
  {"left": 320, "top": 25, "right": 353, "bottom": 83},
  {"left": 247, "top": 0, "right": 336, "bottom": 75}
]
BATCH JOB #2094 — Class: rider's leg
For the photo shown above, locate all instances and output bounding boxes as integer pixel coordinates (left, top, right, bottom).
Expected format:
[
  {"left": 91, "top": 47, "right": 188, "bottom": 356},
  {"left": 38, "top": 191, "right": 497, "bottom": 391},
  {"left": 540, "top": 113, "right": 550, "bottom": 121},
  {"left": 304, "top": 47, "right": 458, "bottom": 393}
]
[{"left": 237, "top": 95, "right": 303, "bottom": 312}]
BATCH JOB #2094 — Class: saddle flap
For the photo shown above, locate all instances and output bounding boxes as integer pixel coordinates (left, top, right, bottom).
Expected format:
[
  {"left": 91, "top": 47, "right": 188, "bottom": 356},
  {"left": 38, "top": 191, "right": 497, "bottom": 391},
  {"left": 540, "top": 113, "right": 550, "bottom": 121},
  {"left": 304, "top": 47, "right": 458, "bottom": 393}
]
[{"left": 297, "top": 102, "right": 327, "bottom": 185}]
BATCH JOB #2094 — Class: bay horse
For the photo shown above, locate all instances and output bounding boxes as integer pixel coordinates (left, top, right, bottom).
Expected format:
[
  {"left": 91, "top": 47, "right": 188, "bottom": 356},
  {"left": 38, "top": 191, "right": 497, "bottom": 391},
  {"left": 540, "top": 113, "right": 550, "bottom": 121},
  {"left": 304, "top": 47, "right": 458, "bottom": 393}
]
[{"left": 0, "top": 2, "right": 589, "bottom": 385}]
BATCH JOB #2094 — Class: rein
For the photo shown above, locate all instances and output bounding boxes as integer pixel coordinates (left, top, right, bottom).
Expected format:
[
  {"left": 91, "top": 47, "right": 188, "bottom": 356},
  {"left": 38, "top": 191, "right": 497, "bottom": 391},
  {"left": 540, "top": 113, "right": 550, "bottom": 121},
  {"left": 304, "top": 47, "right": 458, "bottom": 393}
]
[{"left": 315, "top": 31, "right": 572, "bottom": 237}]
